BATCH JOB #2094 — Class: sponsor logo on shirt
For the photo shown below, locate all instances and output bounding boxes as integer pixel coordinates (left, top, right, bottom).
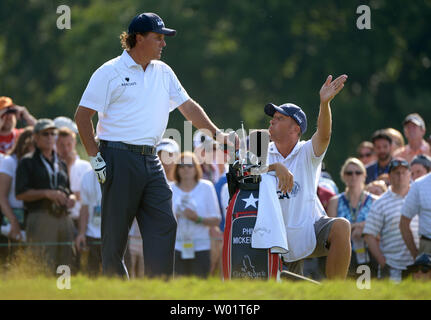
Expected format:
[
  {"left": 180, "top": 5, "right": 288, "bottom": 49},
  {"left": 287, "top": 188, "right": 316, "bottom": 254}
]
[{"left": 121, "top": 77, "right": 137, "bottom": 86}]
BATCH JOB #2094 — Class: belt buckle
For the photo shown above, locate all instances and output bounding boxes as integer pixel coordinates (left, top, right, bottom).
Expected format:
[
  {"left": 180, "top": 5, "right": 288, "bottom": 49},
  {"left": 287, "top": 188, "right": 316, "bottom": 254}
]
[{"left": 141, "top": 145, "right": 155, "bottom": 155}]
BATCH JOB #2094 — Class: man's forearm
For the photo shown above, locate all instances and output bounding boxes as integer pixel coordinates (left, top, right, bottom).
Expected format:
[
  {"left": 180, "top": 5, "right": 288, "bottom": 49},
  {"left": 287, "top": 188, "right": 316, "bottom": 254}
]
[
  {"left": 75, "top": 106, "right": 99, "bottom": 157},
  {"left": 21, "top": 108, "right": 37, "bottom": 126},
  {"left": 16, "top": 189, "right": 49, "bottom": 202},
  {"left": 78, "top": 206, "right": 90, "bottom": 235},
  {"left": 317, "top": 101, "right": 332, "bottom": 141},
  {"left": 178, "top": 99, "right": 219, "bottom": 136},
  {"left": 400, "top": 217, "right": 418, "bottom": 258},
  {"left": 311, "top": 101, "right": 332, "bottom": 157},
  {"left": 364, "top": 234, "right": 386, "bottom": 266}
]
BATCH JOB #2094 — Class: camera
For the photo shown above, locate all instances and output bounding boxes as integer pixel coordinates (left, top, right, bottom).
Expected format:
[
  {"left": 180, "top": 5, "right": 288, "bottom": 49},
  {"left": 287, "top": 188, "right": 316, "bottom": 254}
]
[{"left": 49, "top": 186, "right": 72, "bottom": 217}]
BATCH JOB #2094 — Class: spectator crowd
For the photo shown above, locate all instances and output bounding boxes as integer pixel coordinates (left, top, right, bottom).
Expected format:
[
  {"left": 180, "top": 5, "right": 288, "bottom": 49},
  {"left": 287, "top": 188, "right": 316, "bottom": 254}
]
[{"left": 0, "top": 95, "right": 430, "bottom": 282}]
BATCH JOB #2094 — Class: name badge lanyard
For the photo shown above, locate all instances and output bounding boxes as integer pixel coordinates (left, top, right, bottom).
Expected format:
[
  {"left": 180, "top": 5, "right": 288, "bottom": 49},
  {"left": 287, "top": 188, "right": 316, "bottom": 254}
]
[
  {"left": 40, "top": 153, "right": 60, "bottom": 189},
  {"left": 346, "top": 191, "right": 365, "bottom": 223}
]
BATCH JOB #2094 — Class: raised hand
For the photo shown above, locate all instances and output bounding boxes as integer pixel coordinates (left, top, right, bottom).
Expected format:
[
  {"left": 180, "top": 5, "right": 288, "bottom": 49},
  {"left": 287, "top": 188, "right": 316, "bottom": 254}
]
[{"left": 319, "top": 74, "right": 348, "bottom": 104}]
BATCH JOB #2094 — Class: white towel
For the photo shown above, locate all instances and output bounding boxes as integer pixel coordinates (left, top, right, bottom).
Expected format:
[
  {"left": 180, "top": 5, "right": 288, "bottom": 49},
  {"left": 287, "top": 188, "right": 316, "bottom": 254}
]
[{"left": 252, "top": 174, "right": 289, "bottom": 254}]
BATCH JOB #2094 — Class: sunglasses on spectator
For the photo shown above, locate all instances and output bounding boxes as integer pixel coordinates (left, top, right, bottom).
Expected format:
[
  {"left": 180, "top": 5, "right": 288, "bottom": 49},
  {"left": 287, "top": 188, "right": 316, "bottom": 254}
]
[
  {"left": 344, "top": 171, "right": 363, "bottom": 176},
  {"left": 40, "top": 131, "right": 58, "bottom": 137},
  {"left": 389, "top": 159, "right": 410, "bottom": 172},
  {"left": 359, "top": 152, "right": 373, "bottom": 158}
]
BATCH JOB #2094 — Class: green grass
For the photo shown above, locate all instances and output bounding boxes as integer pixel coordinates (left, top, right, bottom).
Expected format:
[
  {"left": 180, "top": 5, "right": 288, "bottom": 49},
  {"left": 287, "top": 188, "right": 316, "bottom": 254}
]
[
  {"left": 1, "top": 275, "right": 431, "bottom": 300},
  {"left": 1, "top": 251, "right": 430, "bottom": 300}
]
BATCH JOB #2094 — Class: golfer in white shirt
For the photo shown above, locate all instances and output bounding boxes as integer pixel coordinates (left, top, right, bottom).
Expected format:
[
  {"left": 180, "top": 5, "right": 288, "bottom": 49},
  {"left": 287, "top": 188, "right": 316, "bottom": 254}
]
[{"left": 75, "top": 12, "right": 233, "bottom": 278}]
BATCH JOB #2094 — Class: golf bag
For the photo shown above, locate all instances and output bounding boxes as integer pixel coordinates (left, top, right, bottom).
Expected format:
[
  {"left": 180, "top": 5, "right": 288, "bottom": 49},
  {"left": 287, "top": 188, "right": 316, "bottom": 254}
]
[
  {"left": 222, "top": 185, "right": 280, "bottom": 280},
  {"left": 222, "top": 129, "right": 280, "bottom": 280}
]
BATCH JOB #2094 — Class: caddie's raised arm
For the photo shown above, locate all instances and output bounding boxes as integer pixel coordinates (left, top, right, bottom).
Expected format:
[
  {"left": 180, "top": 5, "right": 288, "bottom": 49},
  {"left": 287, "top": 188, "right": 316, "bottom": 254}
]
[{"left": 312, "top": 74, "right": 348, "bottom": 157}]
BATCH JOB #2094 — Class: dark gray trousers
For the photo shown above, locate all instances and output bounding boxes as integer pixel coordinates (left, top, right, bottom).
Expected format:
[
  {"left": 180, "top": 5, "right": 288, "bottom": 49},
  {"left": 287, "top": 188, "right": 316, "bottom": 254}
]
[{"left": 100, "top": 145, "right": 177, "bottom": 278}]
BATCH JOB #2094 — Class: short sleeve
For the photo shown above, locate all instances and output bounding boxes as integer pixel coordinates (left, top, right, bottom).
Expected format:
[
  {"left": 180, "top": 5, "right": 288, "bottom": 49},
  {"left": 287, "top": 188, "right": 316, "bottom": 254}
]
[
  {"left": 362, "top": 200, "right": 384, "bottom": 237},
  {"left": 302, "top": 140, "right": 326, "bottom": 170},
  {"left": 402, "top": 182, "right": 420, "bottom": 220},
  {"left": 220, "top": 183, "right": 230, "bottom": 218},
  {"left": 0, "top": 156, "right": 16, "bottom": 177},
  {"left": 204, "top": 182, "right": 222, "bottom": 219},
  {"left": 80, "top": 172, "right": 91, "bottom": 206},
  {"left": 79, "top": 67, "right": 113, "bottom": 113},
  {"left": 70, "top": 161, "right": 92, "bottom": 193},
  {"left": 15, "top": 158, "right": 32, "bottom": 196},
  {"left": 163, "top": 65, "right": 190, "bottom": 111}
]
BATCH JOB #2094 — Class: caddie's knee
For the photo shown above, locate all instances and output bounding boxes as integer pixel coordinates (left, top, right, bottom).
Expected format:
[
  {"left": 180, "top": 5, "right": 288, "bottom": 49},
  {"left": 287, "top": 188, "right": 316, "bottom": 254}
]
[{"left": 328, "top": 218, "right": 351, "bottom": 245}]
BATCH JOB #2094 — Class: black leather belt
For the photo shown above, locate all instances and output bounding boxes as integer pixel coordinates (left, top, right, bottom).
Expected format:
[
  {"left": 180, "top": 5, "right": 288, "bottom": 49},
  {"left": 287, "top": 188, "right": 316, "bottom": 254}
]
[{"left": 100, "top": 140, "right": 156, "bottom": 156}]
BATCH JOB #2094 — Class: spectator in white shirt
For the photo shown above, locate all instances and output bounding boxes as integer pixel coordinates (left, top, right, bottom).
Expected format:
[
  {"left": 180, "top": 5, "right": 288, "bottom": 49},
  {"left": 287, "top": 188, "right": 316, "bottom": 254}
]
[
  {"left": 0, "top": 127, "right": 34, "bottom": 247},
  {"left": 172, "top": 152, "right": 221, "bottom": 278},
  {"left": 56, "top": 127, "right": 92, "bottom": 221}
]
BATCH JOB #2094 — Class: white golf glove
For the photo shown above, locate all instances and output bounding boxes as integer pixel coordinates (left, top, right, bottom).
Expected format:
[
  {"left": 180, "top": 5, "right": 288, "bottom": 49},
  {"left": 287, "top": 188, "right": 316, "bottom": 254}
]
[{"left": 89, "top": 152, "right": 107, "bottom": 184}]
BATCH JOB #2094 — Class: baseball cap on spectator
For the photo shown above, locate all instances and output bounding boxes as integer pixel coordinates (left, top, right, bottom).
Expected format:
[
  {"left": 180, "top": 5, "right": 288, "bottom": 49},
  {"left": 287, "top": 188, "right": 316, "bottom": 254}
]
[
  {"left": 54, "top": 116, "right": 78, "bottom": 133},
  {"left": 156, "top": 138, "right": 180, "bottom": 154},
  {"left": 128, "top": 13, "right": 176, "bottom": 36},
  {"left": 264, "top": 103, "right": 307, "bottom": 134},
  {"left": 34, "top": 118, "right": 57, "bottom": 133},
  {"left": 193, "top": 130, "right": 216, "bottom": 149},
  {"left": 403, "top": 113, "right": 426, "bottom": 130},
  {"left": 0, "top": 96, "right": 14, "bottom": 110},
  {"left": 411, "top": 154, "right": 431, "bottom": 171},
  {"left": 388, "top": 158, "right": 410, "bottom": 173}
]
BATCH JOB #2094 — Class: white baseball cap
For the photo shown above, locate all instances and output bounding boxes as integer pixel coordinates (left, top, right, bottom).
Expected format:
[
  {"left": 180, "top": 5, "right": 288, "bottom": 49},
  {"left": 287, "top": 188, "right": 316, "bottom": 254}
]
[
  {"left": 193, "top": 130, "right": 216, "bottom": 149},
  {"left": 156, "top": 138, "right": 180, "bottom": 154},
  {"left": 54, "top": 116, "right": 78, "bottom": 133}
]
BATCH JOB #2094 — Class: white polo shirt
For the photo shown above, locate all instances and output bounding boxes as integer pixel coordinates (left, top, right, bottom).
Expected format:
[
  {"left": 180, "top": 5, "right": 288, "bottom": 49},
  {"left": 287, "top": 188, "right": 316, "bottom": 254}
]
[
  {"left": 69, "top": 156, "right": 92, "bottom": 220},
  {"left": 267, "top": 140, "right": 326, "bottom": 262},
  {"left": 79, "top": 50, "right": 190, "bottom": 146},
  {"left": 402, "top": 173, "right": 431, "bottom": 239}
]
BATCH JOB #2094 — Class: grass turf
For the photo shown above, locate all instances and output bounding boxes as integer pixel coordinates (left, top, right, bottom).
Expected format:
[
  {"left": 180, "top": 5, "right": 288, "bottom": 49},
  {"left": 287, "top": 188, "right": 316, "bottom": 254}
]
[
  {"left": 1, "top": 250, "right": 430, "bottom": 300},
  {"left": 1, "top": 275, "right": 431, "bottom": 300}
]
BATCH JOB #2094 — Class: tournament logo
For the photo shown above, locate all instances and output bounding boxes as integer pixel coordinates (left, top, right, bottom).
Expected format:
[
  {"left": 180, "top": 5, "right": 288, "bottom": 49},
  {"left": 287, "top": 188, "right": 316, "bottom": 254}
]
[
  {"left": 290, "top": 181, "right": 301, "bottom": 197},
  {"left": 277, "top": 181, "right": 301, "bottom": 199}
]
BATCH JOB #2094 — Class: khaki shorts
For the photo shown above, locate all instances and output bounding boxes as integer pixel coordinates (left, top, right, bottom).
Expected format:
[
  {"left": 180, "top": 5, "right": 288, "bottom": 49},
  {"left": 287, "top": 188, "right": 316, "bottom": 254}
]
[
  {"left": 419, "top": 237, "right": 431, "bottom": 255},
  {"left": 283, "top": 216, "right": 347, "bottom": 275}
]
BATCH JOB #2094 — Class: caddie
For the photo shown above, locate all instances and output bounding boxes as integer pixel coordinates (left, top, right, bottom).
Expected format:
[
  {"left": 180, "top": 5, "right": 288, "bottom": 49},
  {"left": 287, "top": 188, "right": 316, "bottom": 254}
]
[{"left": 265, "top": 74, "right": 352, "bottom": 279}]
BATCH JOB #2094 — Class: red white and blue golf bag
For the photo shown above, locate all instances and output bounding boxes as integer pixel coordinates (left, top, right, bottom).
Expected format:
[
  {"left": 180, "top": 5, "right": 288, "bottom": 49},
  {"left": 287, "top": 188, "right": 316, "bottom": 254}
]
[{"left": 222, "top": 130, "right": 280, "bottom": 280}]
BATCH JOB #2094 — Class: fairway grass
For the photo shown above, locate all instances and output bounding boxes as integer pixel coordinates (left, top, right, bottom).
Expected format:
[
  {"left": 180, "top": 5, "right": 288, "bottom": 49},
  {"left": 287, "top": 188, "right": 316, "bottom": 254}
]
[
  {"left": 1, "top": 275, "right": 431, "bottom": 300},
  {"left": 1, "top": 251, "right": 430, "bottom": 300}
]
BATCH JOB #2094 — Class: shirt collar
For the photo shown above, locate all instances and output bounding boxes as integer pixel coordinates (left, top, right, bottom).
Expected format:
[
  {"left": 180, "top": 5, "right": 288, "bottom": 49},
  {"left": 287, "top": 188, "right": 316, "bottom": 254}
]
[
  {"left": 269, "top": 140, "right": 302, "bottom": 160},
  {"left": 121, "top": 50, "right": 154, "bottom": 70},
  {"left": 388, "top": 187, "right": 405, "bottom": 199}
]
